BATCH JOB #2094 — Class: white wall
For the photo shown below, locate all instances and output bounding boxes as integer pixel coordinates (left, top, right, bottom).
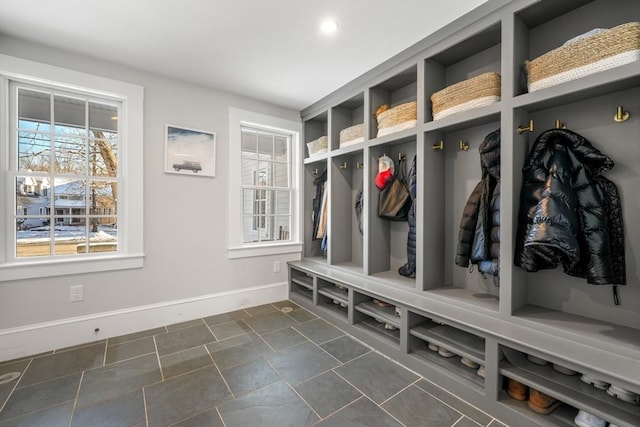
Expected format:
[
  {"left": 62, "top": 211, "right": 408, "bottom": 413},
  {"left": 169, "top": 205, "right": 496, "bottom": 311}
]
[{"left": 0, "top": 36, "right": 301, "bottom": 359}]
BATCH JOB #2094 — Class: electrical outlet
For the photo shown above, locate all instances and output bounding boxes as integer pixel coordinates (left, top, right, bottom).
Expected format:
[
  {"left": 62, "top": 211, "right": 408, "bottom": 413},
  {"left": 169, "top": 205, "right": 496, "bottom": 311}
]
[
  {"left": 273, "top": 261, "right": 281, "bottom": 273},
  {"left": 70, "top": 285, "right": 84, "bottom": 302}
]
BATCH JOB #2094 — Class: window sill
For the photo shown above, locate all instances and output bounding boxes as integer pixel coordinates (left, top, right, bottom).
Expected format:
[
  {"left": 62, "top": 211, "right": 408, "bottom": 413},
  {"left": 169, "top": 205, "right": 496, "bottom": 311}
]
[
  {"left": 0, "top": 254, "right": 145, "bottom": 282},
  {"left": 227, "top": 242, "right": 302, "bottom": 259}
]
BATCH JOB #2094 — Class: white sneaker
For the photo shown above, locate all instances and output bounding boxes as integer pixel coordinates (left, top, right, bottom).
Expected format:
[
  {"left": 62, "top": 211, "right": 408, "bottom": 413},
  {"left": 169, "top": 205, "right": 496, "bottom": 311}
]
[
  {"left": 552, "top": 363, "right": 576, "bottom": 375},
  {"left": 428, "top": 343, "right": 439, "bottom": 352},
  {"left": 438, "top": 348, "right": 455, "bottom": 358},
  {"left": 460, "top": 357, "right": 480, "bottom": 369},
  {"left": 527, "top": 354, "right": 548, "bottom": 365},
  {"left": 580, "top": 374, "right": 609, "bottom": 390},
  {"left": 607, "top": 384, "right": 640, "bottom": 404},
  {"left": 574, "top": 410, "right": 606, "bottom": 427},
  {"left": 477, "top": 365, "right": 485, "bottom": 378}
]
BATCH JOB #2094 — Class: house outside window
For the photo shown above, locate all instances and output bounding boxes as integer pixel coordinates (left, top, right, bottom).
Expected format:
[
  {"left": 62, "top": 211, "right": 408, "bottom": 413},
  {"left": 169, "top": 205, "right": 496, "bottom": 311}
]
[
  {"left": 0, "top": 54, "right": 144, "bottom": 281},
  {"left": 227, "top": 108, "right": 302, "bottom": 259}
]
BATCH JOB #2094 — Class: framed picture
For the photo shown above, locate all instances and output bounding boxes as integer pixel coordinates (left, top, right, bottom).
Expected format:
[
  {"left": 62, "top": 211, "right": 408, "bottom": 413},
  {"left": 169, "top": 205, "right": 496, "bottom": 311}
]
[{"left": 164, "top": 124, "right": 216, "bottom": 177}]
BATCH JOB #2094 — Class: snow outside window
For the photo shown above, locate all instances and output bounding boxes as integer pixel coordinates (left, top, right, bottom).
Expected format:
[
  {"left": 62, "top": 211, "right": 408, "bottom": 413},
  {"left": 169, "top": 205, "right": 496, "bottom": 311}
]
[{"left": 0, "top": 54, "right": 144, "bottom": 280}]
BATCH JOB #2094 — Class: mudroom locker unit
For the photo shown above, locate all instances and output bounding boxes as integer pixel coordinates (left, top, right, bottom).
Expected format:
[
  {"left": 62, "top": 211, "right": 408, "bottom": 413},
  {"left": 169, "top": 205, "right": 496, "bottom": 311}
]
[{"left": 288, "top": 0, "right": 640, "bottom": 426}]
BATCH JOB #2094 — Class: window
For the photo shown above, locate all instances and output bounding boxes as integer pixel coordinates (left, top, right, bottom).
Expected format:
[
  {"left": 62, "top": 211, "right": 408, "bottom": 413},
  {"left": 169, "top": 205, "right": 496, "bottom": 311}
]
[
  {"left": 228, "top": 108, "right": 301, "bottom": 259},
  {"left": 0, "top": 54, "right": 144, "bottom": 281}
]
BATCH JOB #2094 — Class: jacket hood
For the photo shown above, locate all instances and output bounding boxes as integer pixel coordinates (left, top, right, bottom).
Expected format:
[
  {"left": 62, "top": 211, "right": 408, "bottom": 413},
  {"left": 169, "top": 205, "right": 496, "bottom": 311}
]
[
  {"left": 479, "top": 128, "right": 500, "bottom": 179},
  {"left": 526, "top": 129, "right": 614, "bottom": 176}
]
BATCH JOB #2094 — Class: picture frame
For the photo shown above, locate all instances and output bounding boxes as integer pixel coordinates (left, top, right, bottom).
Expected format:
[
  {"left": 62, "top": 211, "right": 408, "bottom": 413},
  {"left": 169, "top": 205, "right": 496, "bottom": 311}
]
[{"left": 164, "top": 124, "right": 216, "bottom": 177}]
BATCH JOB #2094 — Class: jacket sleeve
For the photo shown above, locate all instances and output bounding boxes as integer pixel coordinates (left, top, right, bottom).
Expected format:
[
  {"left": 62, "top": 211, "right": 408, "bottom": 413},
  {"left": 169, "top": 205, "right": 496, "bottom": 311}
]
[{"left": 455, "top": 181, "right": 483, "bottom": 268}]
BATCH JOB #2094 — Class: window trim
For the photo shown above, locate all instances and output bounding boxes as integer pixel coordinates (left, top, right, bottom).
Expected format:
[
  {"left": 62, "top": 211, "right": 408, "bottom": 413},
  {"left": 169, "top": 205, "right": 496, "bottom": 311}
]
[
  {"left": 227, "top": 107, "right": 302, "bottom": 259},
  {"left": 0, "top": 54, "right": 144, "bottom": 281}
]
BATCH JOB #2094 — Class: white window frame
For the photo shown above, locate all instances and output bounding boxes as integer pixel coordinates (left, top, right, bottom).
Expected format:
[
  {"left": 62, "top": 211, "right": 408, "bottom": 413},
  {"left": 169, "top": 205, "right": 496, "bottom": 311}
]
[
  {"left": 227, "top": 107, "right": 302, "bottom": 259},
  {"left": 0, "top": 54, "right": 144, "bottom": 281}
]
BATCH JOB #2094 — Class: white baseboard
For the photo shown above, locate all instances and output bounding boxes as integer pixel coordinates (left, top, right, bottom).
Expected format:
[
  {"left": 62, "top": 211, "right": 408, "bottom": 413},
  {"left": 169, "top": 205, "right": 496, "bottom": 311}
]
[{"left": 0, "top": 282, "right": 288, "bottom": 362}]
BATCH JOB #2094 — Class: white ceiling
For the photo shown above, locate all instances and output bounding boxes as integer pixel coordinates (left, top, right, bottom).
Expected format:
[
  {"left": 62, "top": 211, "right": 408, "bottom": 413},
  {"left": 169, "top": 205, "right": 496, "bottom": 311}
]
[{"left": 0, "top": 0, "right": 488, "bottom": 111}]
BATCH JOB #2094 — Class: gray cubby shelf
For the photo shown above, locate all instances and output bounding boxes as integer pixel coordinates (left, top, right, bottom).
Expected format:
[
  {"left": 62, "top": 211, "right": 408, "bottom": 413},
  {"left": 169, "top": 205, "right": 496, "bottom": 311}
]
[
  {"left": 354, "top": 301, "right": 400, "bottom": 329},
  {"left": 409, "top": 323, "right": 485, "bottom": 365},
  {"left": 296, "top": 0, "right": 640, "bottom": 425}
]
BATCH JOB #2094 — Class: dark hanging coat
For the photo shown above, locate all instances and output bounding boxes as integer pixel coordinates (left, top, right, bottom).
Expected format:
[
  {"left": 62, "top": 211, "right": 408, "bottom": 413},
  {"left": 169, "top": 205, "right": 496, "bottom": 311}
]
[
  {"left": 399, "top": 155, "right": 417, "bottom": 278},
  {"left": 514, "top": 128, "right": 626, "bottom": 291},
  {"left": 455, "top": 129, "right": 501, "bottom": 283}
]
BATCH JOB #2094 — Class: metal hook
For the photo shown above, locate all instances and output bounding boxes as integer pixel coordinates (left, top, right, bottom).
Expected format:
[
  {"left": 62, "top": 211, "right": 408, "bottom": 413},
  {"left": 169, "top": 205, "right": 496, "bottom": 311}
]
[
  {"left": 398, "top": 153, "right": 406, "bottom": 161},
  {"left": 432, "top": 140, "right": 444, "bottom": 151},
  {"left": 517, "top": 119, "right": 534, "bottom": 134},
  {"left": 554, "top": 120, "right": 566, "bottom": 129},
  {"left": 356, "top": 162, "right": 364, "bottom": 169},
  {"left": 312, "top": 168, "right": 318, "bottom": 175},
  {"left": 339, "top": 162, "right": 347, "bottom": 169},
  {"left": 614, "top": 106, "right": 630, "bottom": 123},
  {"left": 459, "top": 140, "right": 469, "bottom": 151}
]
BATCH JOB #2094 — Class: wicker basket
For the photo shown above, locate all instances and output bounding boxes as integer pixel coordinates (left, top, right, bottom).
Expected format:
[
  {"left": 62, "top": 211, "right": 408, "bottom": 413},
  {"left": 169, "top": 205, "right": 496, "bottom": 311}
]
[
  {"left": 430, "top": 72, "right": 501, "bottom": 120},
  {"left": 339, "top": 123, "right": 364, "bottom": 147},
  {"left": 525, "top": 22, "right": 640, "bottom": 92},
  {"left": 306, "top": 136, "right": 328, "bottom": 157},
  {"left": 376, "top": 101, "right": 417, "bottom": 137}
]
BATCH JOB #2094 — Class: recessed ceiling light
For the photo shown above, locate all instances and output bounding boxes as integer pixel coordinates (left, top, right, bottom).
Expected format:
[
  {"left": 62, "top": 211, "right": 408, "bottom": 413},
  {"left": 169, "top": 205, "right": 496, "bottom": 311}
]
[{"left": 320, "top": 19, "right": 338, "bottom": 34}]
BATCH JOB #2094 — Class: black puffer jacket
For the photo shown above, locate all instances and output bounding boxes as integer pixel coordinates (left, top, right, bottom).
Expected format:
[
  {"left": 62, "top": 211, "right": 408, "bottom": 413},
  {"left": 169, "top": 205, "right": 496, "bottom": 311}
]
[
  {"left": 514, "top": 129, "right": 626, "bottom": 289},
  {"left": 455, "top": 129, "right": 500, "bottom": 283},
  {"left": 399, "top": 155, "right": 417, "bottom": 278}
]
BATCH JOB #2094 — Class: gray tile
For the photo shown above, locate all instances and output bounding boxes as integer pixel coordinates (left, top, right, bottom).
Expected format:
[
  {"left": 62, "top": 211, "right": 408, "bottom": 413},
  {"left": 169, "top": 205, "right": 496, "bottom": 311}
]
[
  {"left": 56, "top": 340, "right": 107, "bottom": 353},
  {"left": 262, "top": 327, "right": 308, "bottom": 350},
  {"left": 320, "top": 335, "right": 371, "bottom": 363},
  {"left": 207, "top": 333, "right": 273, "bottom": 371},
  {"left": 287, "top": 308, "right": 318, "bottom": 323},
  {"left": 334, "top": 352, "right": 418, "bottom": 404},
  {"left": 416, "top": 379, "right": 493, "bottom": 426},
  {"left": 272, "top": 300, "right": 300, "bottom": 310},
  {"left": 294, "top": 371, "right": 362, "bottom": 418},
  {"left": 209, "top": 320, "right": 252, "bottom": 340},
  {"left": 218, "top": 381, "right": 318, "bottom": 427},
  {"left": 293, "top": 318, "right": 344, "bottom": 344},
  {"left": 382, "top": 384, "right": 463, "bottom": 426},
  {"left": 173, "top": 408, "right": 224, "bottom": 427},
  {"left": 243, "top": 311, "right": 298, "bottom": 334},
  {"left": 243, "top": 304, "right": 279, "bottom": 316},
  {"left": 166, "top": 319, "right": 205, "bottom": 331},
  {"left": 455, "top": 417, "right": 483, "bottom": 427},
  {"left": 105, "top": 336, "right": 155, "bottom": 365},
  {"left": 155, "top": 324, "right": 215, "bottom": 356},
  {"left": 267, "top": 341, "right": 340, "bottom": 385},
  {"left": 71, "top": 389, "right": 145, "bottom": 427},
  {"left": 0, "top": 374, "right": 80, "bottom": 421},
  {"left": 0, "top": 402, "right": 73, "bottom": 427},
  {"left": 314, "top": 397, "right": 402, "bottom": 427},
  {"left": 0, "top": 361, "right": 29, "bottom": 407},
  {"left": 203, "top": 310, "right": 250, "bottom": 327},
  {"left": 76, "top": 353, "right": 161, "bottom": 408},
  {"left": 108, "top": 327, "right": 167, "bottom": 346},
  {"left": 145, "top": 367, "right": 232, "bottom": 427},
  {"left": 18, "top": 343, "right": 105, "bottom": 387},
  {"left": 487, "top": 419, "right": 508, "bottom": 427},
  {"left": 160, "top": 346, "right": 213, "bottom": 379},
  {"left": 221, "top": 358, "right": 279, "bottom": 396}
]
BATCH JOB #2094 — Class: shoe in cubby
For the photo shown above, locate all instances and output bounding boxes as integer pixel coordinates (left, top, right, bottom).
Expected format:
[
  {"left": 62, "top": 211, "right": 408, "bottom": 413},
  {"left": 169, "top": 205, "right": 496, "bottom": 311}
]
[
  {"left": 461, "top": 357, "right": 480, "bottom": 369},
  {"left": 606, "top": 384, "right": 640, "bottom": 405},
  {"left": 527, "top": 388, "right": 561, "bottom": 415},
  {"left": 574, "top": 410, "right": 606, "bottom": 427},
  {"left": 507, "top": 378, "right": 528, "bottom": 401},
  {"left": 438, "top": 347, "right": 456, "bottom": 358},
  {"left": 580, "top": 373, "right": 610, "bottom": 390},
  {"left": 526, "top": 354, "right": 548, "bottom": 365},
  {"left": 552, "top": 363, "right": 577, "bottom": 375}
]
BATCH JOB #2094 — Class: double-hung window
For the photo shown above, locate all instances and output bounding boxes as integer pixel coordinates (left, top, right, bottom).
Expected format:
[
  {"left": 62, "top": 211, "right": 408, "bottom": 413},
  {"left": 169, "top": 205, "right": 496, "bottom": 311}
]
[
  {"left": 228, "top": 108, "right": 301, "bottom": 259},
  {"left": 0, "top": 54, "right": 144, "bottom": 280}
]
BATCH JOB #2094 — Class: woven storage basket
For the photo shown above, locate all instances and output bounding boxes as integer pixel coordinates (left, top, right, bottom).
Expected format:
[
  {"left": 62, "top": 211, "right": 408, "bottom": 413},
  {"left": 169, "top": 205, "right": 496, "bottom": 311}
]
[
  {"left": 525, "top": 22, "right": 640, "bottom": 92},
  {"left": 376, "top": 101, "right": 417, "bottom": 137},
  {"left": 306, "top": 135, "right": 328, "bottom": 157},
  {"left": 339, "top": 123, "right": 364, "bottom": 147},
  {"left": 430, "top": 72, "right": 501, "bottom": 120}
]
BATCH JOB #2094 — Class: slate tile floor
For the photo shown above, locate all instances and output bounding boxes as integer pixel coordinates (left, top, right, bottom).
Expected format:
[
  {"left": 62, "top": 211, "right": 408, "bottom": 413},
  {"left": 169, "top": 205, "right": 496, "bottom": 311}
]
[{"left": 0, "top": 301, "right": 507, "bottom": 427}]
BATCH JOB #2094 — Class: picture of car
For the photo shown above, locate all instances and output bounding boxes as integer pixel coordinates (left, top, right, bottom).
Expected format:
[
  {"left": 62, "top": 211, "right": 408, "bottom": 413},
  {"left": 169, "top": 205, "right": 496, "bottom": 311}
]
[{"left": 173, "top": 161, "right": 202, "bottom": 173}]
